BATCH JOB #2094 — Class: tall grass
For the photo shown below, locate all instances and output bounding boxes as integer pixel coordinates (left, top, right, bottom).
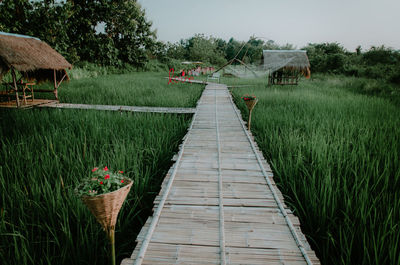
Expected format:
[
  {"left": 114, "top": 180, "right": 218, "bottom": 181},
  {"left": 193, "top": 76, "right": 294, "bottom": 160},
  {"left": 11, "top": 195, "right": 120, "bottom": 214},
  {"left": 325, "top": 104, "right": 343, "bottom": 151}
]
[
  {"left": 231, "top": 76, "right": 400, "bottom": 265},
  {"left": 31, "top": 72, "right": 203, "bottom": 107},
  {"left": 0, "top": 108, "right": 191, "bottom": 265}
]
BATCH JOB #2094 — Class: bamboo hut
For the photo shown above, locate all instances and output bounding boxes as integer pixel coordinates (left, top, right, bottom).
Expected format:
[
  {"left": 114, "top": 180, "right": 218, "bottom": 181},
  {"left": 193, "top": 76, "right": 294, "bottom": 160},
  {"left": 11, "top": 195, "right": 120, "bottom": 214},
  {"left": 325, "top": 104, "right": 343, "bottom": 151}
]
[
  {"left": 0, "top": 32, "right": 72, "bottom": 107},
  {"left": 262, "top": 50, "right": 310, "bottom": 85}
]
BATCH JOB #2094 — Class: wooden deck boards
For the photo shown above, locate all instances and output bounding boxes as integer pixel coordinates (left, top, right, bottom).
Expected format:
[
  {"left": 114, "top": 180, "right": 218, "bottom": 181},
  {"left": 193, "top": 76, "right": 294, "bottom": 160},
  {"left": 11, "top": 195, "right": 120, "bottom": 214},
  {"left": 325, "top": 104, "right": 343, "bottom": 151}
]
[
  {"left": 36, "top": 102, "right": 196, "bottom": 114},
  {"left": 0, "top": 99, "right": 57, "bottom": 109},
  {"left": 122, "top": 84, "right": 320, "bottom": 265}
]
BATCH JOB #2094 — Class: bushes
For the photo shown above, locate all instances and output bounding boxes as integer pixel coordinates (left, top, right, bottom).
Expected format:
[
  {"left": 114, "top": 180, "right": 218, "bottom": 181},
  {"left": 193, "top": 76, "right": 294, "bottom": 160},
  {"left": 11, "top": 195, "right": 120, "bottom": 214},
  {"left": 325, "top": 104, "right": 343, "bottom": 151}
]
[
  {"left": 305, "top": 43, "right": 400, "bottom": 85},
  {"left": 67, "top": 62, "right": 137, "bottom": 79}
]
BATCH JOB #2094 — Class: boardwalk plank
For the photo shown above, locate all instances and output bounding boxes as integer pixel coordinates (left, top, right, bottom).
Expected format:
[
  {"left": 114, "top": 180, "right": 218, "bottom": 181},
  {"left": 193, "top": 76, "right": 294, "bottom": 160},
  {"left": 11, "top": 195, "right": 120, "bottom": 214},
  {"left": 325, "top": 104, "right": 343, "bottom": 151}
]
[{"left": 123, "top": 83, "right": 320, "bottom": 265}]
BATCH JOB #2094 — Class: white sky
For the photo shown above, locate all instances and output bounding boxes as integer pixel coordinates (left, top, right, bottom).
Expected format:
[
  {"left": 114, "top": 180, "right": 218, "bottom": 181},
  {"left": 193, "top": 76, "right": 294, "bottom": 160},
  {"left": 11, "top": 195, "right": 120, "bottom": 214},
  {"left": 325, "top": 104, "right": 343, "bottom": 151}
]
[{"left": 138, "top": 0, "right": 400, "bottom": 51}]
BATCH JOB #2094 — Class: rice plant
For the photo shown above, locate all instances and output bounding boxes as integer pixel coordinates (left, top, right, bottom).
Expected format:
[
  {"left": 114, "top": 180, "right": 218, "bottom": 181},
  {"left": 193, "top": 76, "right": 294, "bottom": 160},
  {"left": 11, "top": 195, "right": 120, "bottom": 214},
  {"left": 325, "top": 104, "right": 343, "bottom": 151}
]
[
  {"left": 33, "top": 72, "right": 203, "bottom": 107},
  {"left": 0, "top": 108, "right": 191, "bottom": 265},
  {"left": 231, "top": 75, "right": 400, "bottom": 265}
]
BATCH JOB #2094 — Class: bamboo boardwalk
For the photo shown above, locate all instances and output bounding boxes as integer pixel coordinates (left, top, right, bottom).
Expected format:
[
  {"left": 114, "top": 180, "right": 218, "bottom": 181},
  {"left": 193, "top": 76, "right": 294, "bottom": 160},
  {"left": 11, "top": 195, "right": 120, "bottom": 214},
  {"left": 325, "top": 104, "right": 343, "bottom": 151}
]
[
  {"left": 36, "top": 102, "right": 196, "bottom": 114},
  {"left": 122, "top": 83, "right": 320, "bottom": 265}
]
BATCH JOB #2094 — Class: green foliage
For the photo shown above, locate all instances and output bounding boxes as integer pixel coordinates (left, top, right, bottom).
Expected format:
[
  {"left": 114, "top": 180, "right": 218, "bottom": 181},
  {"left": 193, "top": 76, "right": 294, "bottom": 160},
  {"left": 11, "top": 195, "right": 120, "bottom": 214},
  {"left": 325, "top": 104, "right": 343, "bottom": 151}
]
[
  {"left": 363, "top": 45, "right": 399, "bottom": 65},
  {"left": 304, "top": 43, "right": 400, "bottom": 85},
  {"left": 0, "top": 0, "right": 156, "bottom": 67},
  {"left": 144, "top": 59, "right": 169, "bottom": 72},
  {"left": 304, "top": 43, "right": 347, "bottom": 73},
  {"left": 230, "top": 75, "right": 400, "bottom": 265},
  {"left": 184, "top": 34, "right": 227, "bottom": 65},
  {"left": 0, "top": 109, "right": 190, "bottom": 265},
  {"left": 162, "top": 35, "right": 298, "bottom": 68},
  {"left": 56, "top": 71, "right": 203, "bottom": 107},
  {"left": 75, "top": 166, "right": 131, "bottom": 197},
  {"left": 0, "top": 72, "right": 200, "bottom": 265}
]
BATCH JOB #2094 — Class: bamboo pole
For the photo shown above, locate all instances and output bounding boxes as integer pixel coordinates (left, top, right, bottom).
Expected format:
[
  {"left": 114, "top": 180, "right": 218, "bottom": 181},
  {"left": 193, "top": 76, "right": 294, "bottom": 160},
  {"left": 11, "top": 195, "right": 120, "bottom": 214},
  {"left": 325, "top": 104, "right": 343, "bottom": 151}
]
[
  {"left": 214, "top": 89, "right": 227, "bottom": 265},
  {"left": 109, "top": 228, "right": 116, "bottom": 265},
  {"left": 53, "top": 69, "right": 58, "bottom": 100},
  {"left": 248, "top": 108, "right": 253, "bottom": 130},
  {"left": 212, "top": 42, "right": 247, "bottom": 74},
  {"left": 11, "top": 68, "right": 20, "bottom": 107}
]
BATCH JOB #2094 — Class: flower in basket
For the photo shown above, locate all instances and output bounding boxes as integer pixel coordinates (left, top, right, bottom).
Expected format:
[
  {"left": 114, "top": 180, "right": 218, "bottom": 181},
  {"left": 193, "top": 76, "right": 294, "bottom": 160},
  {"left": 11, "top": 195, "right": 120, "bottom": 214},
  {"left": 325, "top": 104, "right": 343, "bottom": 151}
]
[
  {"left": 75, "top": 166, "right": 133, "bottom": 265},
  {"left": 75, "top": 166, "right": 132, "bottom": 197},
  {"left": 241, "top": 94, "right": 257, "bottom": 101}
]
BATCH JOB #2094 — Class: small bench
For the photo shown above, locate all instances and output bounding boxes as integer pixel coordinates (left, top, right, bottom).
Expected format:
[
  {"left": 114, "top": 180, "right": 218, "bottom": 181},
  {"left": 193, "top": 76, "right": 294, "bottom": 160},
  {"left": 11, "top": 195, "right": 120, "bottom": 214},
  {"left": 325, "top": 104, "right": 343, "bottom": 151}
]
[{"left": 207, "top": 72, "right": 220, "bottom": 83}]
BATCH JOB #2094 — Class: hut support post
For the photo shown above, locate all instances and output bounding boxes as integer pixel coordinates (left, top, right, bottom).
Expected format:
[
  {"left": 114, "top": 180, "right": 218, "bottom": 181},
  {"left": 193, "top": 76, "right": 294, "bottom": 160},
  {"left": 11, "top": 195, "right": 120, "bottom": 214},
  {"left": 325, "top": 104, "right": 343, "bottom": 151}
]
[
  {"left": 11, "top": 68, "right": 20, "bottom": 107},
  {"left": 53, "top": 69, "right": 58, "bottom": 100}
]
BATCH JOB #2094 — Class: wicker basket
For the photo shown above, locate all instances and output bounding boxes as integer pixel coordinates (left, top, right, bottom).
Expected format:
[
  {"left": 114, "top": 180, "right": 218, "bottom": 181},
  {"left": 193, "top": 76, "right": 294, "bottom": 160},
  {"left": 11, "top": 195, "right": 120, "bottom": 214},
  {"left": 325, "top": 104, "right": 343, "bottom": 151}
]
[
  {"left": 81, "top": 181, "right": 132, "bottom": 232},
  {"left": 245, "top": 99, "right": 258, "bottom": 111}
]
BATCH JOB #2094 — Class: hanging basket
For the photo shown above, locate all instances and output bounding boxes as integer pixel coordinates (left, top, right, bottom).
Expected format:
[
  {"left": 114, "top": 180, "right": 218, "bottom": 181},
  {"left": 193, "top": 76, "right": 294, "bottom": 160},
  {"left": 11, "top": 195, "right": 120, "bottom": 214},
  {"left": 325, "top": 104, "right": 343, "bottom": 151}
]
[
  {"left": 80, "top": 181, "right": 133, "bottom": 232},
  {"left": 245, "top": 99, "right": 258, "bottom": 111}
]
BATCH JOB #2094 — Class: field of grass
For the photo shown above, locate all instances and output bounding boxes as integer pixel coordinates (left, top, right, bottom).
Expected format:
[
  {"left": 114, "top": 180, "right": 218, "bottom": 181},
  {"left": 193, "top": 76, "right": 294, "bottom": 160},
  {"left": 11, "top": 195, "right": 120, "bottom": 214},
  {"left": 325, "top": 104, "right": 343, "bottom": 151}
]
[
  {"left": 1, "top": 69, "right": 204, "bottom": 265},
  {"left": 230, "top": 75, "right": 400, "bottom": 265},
  {"left": 31, "top": 71, "right": 203, "bottom": 108},
  {"left": 0, "top": 93, "right": 194, "bottom": 264}
]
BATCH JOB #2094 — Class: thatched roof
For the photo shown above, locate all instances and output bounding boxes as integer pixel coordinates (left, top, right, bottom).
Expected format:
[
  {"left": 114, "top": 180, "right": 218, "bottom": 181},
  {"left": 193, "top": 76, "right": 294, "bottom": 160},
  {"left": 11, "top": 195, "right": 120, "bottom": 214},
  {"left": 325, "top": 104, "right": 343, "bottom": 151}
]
[
  {"left": 262, "top": 50, "right": 310, "bottom": 72},
  {"left": 0, "top": 32, "right": 72, "bottom": 72}
]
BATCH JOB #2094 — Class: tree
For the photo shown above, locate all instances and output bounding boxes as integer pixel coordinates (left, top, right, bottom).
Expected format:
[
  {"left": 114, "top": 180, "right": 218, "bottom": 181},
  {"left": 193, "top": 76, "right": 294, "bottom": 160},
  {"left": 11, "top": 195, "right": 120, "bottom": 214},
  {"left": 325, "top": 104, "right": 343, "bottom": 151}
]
[
  {"left": 0, "top": 0, "right": 156, "bottom": 67},
  {"left": 304, "top": 42, "right": 347, "bottom": 73},
  {"left": 99, "top": 0, "right": 156, "bottom": 67}
]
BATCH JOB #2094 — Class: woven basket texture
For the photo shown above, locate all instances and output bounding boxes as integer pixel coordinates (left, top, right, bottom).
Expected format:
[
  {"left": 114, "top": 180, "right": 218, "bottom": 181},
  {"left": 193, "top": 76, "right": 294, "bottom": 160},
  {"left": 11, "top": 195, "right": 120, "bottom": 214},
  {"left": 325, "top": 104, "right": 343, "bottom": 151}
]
[
  {"left": 81, "top": 181, "right": 132, "bottom": 231},
  {"left": 245, "top": 99, "right": 258, "bottom": 111}
]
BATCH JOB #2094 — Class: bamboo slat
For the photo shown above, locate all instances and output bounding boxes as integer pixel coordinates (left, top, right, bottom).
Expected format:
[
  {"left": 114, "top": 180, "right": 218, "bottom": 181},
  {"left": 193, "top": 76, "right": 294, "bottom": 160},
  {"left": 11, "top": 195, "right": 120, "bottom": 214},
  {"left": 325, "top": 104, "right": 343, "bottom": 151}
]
[
  {"left": 122, "top": 83, "right": 320, "bottom": 265},
  {"left": 37, "top": 102, "right": 196, "bottom": 114}
]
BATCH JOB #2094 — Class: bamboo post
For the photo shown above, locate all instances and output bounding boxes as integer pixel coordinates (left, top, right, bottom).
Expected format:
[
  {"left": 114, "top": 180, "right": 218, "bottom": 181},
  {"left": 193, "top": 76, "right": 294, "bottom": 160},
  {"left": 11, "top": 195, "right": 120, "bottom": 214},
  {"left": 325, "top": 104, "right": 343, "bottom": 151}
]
[
  {"left": 248, "top": 108, "right": 253, "bottom": 130},
  {"left": 53, "top": 69, "right": 58, "bottom": 100},
  {"left": 11, "top": 68, "right": 20, "bottom": 107},
  {"left": 244, "top": 99, "right": 258, "bottom": 130},
  {"left": 109, "top": 228, "right": 116, "bottom": 265}
]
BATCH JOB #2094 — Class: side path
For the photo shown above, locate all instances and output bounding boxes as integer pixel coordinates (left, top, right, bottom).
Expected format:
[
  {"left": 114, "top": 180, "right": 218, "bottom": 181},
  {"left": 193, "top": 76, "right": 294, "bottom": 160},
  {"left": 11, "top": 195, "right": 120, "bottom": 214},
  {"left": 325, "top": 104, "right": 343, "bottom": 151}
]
[
  {"left": 37, "top": 102, "right": 196, "bottom": 114},
  {"left": 122, "top": 83, "right": 320, "bottom": 264}
]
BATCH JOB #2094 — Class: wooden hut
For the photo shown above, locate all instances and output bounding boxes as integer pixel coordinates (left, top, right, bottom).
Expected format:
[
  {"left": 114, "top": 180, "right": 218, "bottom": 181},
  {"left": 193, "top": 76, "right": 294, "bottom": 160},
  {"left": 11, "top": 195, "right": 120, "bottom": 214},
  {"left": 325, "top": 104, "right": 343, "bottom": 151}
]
[
  {"left": 262, "top": 50, "right": 310, "bottom": 85},
  {"left": 0, "top": 32, "right": 72, "bottom": 107}
]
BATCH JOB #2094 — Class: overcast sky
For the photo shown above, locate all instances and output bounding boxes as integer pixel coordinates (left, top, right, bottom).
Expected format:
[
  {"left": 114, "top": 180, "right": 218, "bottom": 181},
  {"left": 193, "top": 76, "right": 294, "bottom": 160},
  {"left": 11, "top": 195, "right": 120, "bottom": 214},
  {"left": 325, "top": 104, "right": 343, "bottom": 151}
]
[{"left": 138, "top": 0, "right": 400, "bottom": 51}]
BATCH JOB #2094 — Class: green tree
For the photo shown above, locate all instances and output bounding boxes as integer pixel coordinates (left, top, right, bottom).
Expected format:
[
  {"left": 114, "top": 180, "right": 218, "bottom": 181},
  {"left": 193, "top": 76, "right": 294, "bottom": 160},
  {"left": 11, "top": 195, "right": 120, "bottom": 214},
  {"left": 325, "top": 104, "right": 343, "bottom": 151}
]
[
  {"left": 0, "top": 0, "right": 156, "bottom": 67},
  {"left": 99, "top": 0, "right": 156, "bottom": 67}
]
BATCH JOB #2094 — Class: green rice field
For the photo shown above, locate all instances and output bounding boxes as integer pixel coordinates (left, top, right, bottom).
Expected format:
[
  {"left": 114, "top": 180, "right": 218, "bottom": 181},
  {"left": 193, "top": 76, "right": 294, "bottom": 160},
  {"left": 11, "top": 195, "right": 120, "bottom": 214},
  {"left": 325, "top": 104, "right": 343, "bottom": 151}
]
[
  {"left": 0, "top": 71, "right": 202, "bottom": 265},
  {"left": 230, "top": 76, "right": 400, "bottom": 265},
  {"left": 56, "top": 72, "right": 202, "bottom": 107},
  {"left": 2, "top": 71, "right": 399, "bottom": 265}
]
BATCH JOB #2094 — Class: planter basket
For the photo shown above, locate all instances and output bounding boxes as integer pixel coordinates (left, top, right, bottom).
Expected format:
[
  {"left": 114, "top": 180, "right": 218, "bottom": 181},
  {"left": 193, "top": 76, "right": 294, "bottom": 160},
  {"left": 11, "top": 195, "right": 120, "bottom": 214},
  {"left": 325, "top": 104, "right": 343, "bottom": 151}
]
[
  {"left": 81, "top": 181, "right": 133, "bottom": 232},
  {"left": 245, "top": 99, "right": 258, "bottom": 111}
]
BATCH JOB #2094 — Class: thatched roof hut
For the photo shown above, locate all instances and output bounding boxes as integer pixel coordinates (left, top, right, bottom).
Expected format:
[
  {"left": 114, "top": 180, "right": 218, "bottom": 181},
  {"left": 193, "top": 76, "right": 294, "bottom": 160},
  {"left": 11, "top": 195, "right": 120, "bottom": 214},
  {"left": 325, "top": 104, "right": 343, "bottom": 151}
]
[
  {"left": 0, "top": 32, "right": 72, "bottom": 82},
  {"left": 262, "top": 50, "right": 310, "bottom": 85},
  {"left": 0, "top": 32, "right": 72, "bottom": 106}
]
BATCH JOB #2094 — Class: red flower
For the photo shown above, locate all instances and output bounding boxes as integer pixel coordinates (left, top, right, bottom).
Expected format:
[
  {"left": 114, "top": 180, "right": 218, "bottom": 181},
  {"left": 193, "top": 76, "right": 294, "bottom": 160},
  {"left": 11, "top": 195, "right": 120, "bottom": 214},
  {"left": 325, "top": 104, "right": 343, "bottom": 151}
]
[
  {"left": 104, "top": 166, "right": 108, "bottom": 171},
  {"left": 100, "top": 181, "right": 104, "bottom": 185},
  {"left": 118, "top": 171, "right": 124, "bottom": 174},
  {"left": 92, "top": 167, "right": 98, "bottom": 172},
  {"left": 121, "top": 180, "right": 124, "bottom": 183},
  {"left": 104, "top": 174, "right": 110, "bottom": 180}
]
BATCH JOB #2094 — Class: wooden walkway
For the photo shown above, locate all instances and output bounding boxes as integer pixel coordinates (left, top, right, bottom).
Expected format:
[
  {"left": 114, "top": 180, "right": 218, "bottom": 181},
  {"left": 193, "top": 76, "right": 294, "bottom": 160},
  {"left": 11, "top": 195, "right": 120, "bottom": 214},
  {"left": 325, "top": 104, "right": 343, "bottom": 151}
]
[
  {"left": 0, "top": 99, "right": 57, "bottom": 109},
  {"left": 122, "top": 83, "right": 320, "bottom": 265},
  {"left": 36, "top": 102, "right": 196, "bottom": 114}
]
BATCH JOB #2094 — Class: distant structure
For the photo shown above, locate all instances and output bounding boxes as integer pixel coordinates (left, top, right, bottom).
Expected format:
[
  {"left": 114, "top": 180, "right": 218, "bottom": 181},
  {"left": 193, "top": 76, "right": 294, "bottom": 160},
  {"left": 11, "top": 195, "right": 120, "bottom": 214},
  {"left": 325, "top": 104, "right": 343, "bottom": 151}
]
[
  {"left": 0, "top": 32, "right": 72, "bottom": 107},
  {"left": 262, "top": 50, "right": 310, "bottom": 85}
]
